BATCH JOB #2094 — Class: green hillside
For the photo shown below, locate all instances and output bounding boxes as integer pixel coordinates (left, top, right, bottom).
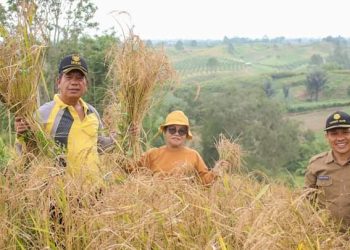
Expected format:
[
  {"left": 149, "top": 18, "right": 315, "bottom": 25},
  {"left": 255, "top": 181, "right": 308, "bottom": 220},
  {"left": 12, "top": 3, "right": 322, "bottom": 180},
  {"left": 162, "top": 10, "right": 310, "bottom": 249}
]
[{"left": 164, "top": 39, "right": 350, "bottom": 113}]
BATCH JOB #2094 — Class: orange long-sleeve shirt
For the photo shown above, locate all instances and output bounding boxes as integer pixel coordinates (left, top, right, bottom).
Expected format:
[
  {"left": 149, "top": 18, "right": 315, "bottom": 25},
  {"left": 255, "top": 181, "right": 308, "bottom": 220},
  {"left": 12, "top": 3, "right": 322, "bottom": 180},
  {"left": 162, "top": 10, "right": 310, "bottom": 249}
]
[{"left": 140, "top": 146, "right": 217, "bottom": 185}]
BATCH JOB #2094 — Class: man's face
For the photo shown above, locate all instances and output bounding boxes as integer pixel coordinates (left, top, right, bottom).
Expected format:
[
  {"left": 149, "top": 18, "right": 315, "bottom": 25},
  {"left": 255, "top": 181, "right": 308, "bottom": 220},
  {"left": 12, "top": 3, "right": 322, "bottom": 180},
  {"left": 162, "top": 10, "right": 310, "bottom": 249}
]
[
  {"left": 57, "top": 70, "right": 87, "bottom": 102},
  {"left": 326, "top": 128, "right": 350, "bottom": 155}
]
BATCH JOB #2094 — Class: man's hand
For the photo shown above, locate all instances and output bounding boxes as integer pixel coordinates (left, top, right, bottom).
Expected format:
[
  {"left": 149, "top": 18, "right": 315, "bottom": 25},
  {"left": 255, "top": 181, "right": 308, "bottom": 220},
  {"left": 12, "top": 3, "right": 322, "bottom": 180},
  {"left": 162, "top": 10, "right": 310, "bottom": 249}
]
[
  {"left": 128, "top": 123, "right": 140, "bottom": 136},
  {"left": 15, "top": 116, "right": 30, "bottom": 135}
]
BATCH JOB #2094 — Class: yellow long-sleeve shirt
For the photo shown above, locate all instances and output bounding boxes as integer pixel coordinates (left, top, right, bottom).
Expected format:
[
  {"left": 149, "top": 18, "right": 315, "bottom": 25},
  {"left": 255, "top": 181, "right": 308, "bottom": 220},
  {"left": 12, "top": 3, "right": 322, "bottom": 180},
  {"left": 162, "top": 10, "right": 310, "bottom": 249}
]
[{"left": 141, "top": 146, "right": 217, "bottom": 185}]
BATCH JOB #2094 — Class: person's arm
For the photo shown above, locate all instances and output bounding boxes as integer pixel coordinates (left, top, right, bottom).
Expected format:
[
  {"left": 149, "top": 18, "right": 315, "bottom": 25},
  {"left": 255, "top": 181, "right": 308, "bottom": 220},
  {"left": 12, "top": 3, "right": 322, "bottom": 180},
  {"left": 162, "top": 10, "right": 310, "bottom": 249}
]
[
  {"left": 97, "top": 123, "right": 140, "bottom": 153},
  {"left": 304, "top": 163, "right": 320, "bottom": 208},
  {"left": 304, "top": 164, "right": 317, "bottom": 189},
  {"left": 90, "top": 105, "right": 115, "bottom": 153},
  {"left": 97, "top": 134, "right": 115, "bottom": 153},
  {"left": 193, "top": 151, "right": 218, "bottom": 185}
]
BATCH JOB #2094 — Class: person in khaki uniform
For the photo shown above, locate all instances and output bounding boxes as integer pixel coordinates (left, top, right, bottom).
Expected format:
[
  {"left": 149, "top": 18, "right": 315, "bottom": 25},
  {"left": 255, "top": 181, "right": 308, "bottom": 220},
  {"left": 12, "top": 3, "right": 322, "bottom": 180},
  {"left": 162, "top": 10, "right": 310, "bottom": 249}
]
[
  {"left": 305, "top": 110, "right": 350, "bottom": 226},
  {"left": 140, "top": 110, "right": 228, "bottom": 185}
]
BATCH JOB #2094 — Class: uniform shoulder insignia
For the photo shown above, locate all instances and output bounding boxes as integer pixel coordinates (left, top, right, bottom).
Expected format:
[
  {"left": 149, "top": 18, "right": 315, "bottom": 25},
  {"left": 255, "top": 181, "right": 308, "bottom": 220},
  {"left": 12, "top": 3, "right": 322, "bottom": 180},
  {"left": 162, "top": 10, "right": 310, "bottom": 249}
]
[{"left": 308, "top": 151, "right": 328, "bottom": 164}]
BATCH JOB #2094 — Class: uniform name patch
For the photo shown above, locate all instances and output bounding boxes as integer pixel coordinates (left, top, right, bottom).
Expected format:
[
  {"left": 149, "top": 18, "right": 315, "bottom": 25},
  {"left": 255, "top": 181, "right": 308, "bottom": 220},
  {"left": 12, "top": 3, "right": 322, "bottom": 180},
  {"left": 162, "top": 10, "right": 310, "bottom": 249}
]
[{"left": 318, "top": 176, "right": 330, "bottom": 180}]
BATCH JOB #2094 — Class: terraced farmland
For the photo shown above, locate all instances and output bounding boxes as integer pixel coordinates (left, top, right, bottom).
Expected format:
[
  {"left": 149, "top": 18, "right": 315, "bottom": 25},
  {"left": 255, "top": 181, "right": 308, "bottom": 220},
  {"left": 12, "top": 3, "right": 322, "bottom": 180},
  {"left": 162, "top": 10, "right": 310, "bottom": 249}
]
[{"left": 173, "top": 56, "right": 248, "bottom": 76}]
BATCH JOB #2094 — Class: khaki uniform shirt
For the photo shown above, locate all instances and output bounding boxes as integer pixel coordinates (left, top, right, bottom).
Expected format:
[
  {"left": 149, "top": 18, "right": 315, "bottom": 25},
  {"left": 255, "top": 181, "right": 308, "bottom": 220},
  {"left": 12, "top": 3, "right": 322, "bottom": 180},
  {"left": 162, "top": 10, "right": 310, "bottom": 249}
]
[{"left": 304, "top": 150, "right": 350, "bottom": 225}]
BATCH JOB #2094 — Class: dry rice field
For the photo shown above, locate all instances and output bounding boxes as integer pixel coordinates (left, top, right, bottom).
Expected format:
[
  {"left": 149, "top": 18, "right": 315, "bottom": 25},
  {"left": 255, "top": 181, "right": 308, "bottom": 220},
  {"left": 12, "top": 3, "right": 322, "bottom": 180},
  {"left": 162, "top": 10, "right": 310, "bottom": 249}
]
[{"left": 1, "top": 156, "right": 350, "bottom": 249}]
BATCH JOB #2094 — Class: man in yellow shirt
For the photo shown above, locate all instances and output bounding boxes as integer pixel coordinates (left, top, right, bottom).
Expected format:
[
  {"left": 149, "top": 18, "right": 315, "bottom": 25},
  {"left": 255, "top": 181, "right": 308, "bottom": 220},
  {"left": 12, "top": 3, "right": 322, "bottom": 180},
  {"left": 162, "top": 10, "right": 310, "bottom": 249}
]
[
  {"left": 140, "top": 110, "right": 227, "bottom": 185},
  {"left": 15, "top": 54, "right": 113, "bottom": 180}
]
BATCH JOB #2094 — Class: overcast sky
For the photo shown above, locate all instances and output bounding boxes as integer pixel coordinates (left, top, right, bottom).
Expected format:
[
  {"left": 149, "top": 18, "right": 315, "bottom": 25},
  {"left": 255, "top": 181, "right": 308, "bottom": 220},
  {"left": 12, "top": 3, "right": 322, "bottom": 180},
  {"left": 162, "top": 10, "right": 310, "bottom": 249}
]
[{"left": 92, "top": 0, "right": 349, "bottom": 40}]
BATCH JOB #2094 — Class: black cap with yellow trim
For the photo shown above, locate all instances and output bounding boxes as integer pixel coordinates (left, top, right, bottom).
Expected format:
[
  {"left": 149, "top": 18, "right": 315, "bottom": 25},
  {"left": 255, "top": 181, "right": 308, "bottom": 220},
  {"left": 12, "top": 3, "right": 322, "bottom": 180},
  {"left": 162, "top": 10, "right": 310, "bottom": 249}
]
[
  {"left": 324, "top": 111, "right": 350, "bottom": 131},
  {"left": 58, "top": 54, "right": 88, "bottom": 75}
]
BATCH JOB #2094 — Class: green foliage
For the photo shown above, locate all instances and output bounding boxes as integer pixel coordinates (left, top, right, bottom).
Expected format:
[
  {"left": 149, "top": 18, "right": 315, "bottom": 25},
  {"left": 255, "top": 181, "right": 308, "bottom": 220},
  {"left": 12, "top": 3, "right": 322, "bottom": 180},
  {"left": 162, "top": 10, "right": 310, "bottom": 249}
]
[
  {"left": 5, "top": 0, "right": 98, "bottom": 44},
  {"left": 174, "top": 56, "right": 246, "bottom": 76},
  {"left": 199, "top": 86, "right": 301, "bottom": 173},
  {"left": 227, "top": 42, "right": 234, "bottom": 54},
  {"left": 0, "top": 136, "right": 9, "bottom": 170},
  {"left": 309, "top": 54, "right": 324, "bottom": 65},
  {"left": 190, "top": 40, "right": 197, "bottom": 47},
  {"left": 206, "top": 57, "right": 219, "bottom": 69},
  {"left": 262, "top": 79, "right": 275, "bottom": 98},
  {"left": 270, "top": 71, "right": 298, "bottom": 80},
  {"left": 305, "top": 68, "right": 328, "bottom": 101},
  {"left": 175, "top": 40, "right": 184, "bottom": 50},
  {"left": 78, "top": 35, "right": 118, "bottom": 111},
  {"left": 282, "top": 85, "right": 290, "bottom": 99},
  {"left": 223, "top": 36, "right": 234, "bottom": 54},
  {"left": 287, "top": 129, "right": 328, "bottom": 176},
  {"left": 328, "top": 42, "right": 350, "bottom": 69},
  {"left": 287, "top": 99, "right": 350, "bottom": 113},
  {"left": 0, "top": 3, "right": 7, "bottom": 26}
]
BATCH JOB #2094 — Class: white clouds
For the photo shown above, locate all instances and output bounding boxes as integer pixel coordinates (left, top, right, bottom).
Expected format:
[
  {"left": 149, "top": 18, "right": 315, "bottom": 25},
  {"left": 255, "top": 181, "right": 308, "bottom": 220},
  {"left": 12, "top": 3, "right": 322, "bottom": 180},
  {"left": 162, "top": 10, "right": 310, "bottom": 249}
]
[{"left": 94, "top": 0, "right": 350, "bottom": 39}]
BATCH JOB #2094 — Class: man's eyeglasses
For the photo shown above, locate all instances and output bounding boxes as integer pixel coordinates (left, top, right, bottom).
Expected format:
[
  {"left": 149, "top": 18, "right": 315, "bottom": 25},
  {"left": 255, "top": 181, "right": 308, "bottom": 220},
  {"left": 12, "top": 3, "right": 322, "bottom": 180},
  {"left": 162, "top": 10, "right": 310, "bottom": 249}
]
[{"left": 166, "top": 126, "right": 188, "bottom": 136}]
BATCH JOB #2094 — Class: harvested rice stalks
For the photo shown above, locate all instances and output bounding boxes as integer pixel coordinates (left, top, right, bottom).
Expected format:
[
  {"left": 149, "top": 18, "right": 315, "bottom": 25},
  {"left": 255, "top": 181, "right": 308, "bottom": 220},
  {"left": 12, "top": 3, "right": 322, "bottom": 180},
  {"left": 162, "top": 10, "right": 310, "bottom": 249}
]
[
  {"left": 0, "top": 1, "right": 52, "bottom": 156},
  {"left": 107, "top": 31, "right": 175, "bottom": 160},
  {"left": 0, "top": 1, "right": 46, "bottom": 116},
  {"left": 215, "top": 133, "right": 242, "bottom": 173}
]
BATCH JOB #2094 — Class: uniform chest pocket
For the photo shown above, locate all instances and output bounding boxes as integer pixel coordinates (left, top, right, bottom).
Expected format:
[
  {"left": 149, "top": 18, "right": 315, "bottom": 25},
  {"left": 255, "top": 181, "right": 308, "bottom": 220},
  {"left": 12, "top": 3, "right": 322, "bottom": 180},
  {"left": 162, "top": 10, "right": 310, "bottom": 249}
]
[{"left": 316, "top": 177, "right": 332, "bottom": 187}]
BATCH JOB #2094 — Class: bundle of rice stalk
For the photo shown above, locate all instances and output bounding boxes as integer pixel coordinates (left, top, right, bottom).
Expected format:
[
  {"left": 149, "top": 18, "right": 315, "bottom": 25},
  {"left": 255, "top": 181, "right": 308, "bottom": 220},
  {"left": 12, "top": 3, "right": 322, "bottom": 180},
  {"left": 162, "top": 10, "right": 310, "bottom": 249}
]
[
  {"left": 0, "top": 1, "right": 46, "bottom": 115},
  {"left": 106, "top": 32, "right": 175, "bottom": 160},
  {"left": 101, "top": 87, "right": 123, "bottom": 135},
  {"left": 215, "top": 133, "right": 242, "bottom": 173},
  {"left": 0, "top": 2, "right": 51, "bottom": 155}
]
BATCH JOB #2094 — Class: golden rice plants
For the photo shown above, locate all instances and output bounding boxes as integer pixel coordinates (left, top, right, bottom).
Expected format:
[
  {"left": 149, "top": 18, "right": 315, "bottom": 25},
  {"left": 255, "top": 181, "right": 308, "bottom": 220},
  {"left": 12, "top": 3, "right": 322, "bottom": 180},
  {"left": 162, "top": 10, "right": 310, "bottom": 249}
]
[
  {"left": 106, "top": 32, "right": 176, "bottom": 160},
  {"left": 2, "top": 157, "right": 350, "bottom": 248}
]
